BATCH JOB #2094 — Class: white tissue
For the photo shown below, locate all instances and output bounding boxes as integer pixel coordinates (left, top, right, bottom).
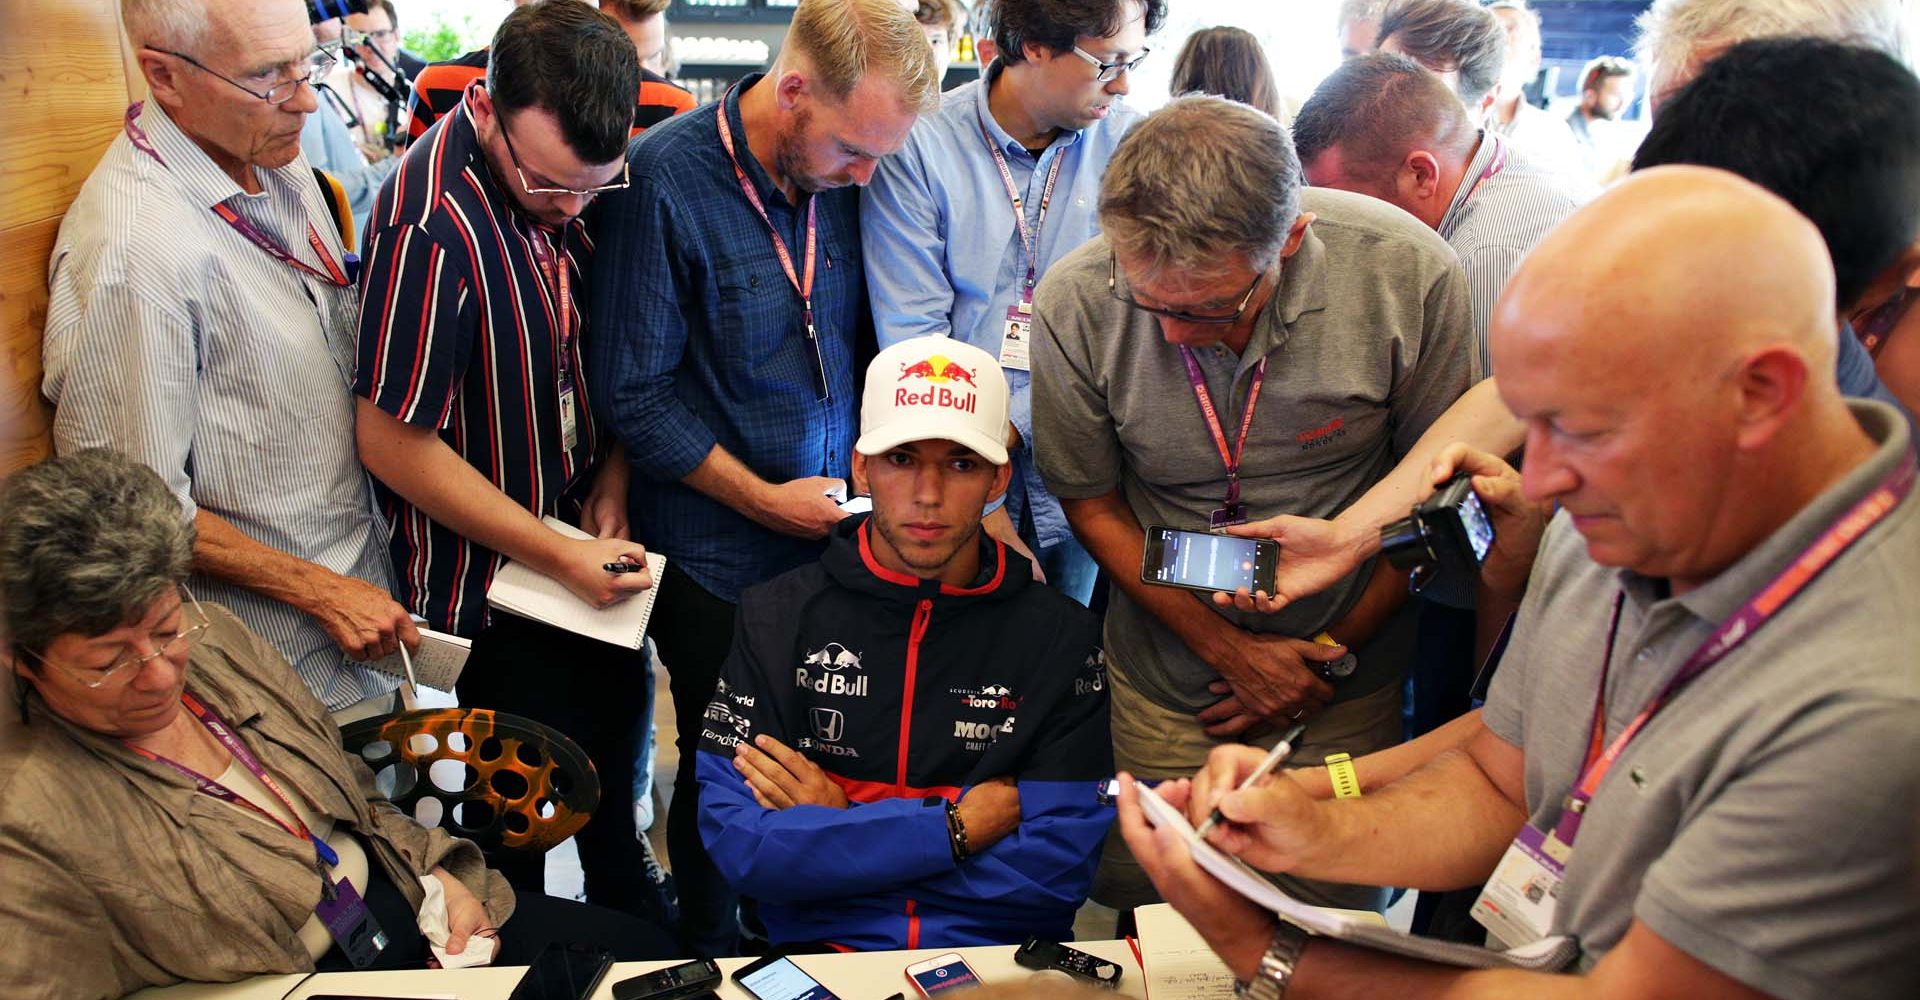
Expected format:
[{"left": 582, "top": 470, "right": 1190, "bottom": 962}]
[{"left": 417, "top": 875, "right": 499, "bottom": 969}]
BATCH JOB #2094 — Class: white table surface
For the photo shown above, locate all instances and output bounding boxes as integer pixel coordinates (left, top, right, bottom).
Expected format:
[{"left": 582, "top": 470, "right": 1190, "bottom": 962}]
[{"left": 126, "top": 939, "right": 1146, "bottom": 1000}]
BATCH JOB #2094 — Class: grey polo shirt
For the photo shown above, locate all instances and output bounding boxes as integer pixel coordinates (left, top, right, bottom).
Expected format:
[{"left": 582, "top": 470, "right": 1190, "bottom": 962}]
[
  {"left": 1031, "top": 187, "right": 1478, "bottom": 714},
  {"left": 1483, "top": 400, "right": 1920, "bottom": 1000}
]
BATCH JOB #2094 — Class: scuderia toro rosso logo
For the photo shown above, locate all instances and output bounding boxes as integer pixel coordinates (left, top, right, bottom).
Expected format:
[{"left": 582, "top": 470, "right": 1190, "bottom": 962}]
[
  {"left": 896, "top": 354, "right": 979, "bottom": 414},
  {"left": 798, "top": 642, "right": 869, "bottom": 697}
]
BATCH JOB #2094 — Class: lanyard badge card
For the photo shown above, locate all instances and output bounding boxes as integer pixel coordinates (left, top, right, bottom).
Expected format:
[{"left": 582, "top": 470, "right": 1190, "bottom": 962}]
[
  {"left": 981, "top": 113, "right": 1065, "bottom": 374},
  {"left": 128, "top": 692, "right": 389, "bottom": 967}
]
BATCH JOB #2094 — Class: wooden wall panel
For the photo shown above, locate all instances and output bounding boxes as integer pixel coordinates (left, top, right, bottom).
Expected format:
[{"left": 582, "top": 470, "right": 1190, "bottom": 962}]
[{"left": 0, "top": 0, "right": 134, "bottom": 475}]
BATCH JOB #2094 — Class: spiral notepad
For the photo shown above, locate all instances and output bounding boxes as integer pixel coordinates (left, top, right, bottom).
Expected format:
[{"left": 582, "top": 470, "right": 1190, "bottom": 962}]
[{"left": 486, "top": 517, "right": 665, "bottom": 650}]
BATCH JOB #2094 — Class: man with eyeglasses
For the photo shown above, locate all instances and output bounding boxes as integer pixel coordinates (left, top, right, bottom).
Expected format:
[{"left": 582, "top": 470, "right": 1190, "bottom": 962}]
[
  {"left": 350, "top": 0, "right": 665, "bottom": 926},
  {"left": 860, "top": 0, "right": 1166, "bottom": 608},
  {"left": 44, "top": 0, "right": 415, "bottom": 719},
  {"left": 1029, "top": 95, "right": 1477, "bottom": 914}
]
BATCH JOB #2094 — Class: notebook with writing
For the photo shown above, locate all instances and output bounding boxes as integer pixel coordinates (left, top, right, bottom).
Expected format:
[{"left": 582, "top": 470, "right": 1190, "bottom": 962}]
[{"left": 485, "top": 517, "right": 665, "bottom": 650}]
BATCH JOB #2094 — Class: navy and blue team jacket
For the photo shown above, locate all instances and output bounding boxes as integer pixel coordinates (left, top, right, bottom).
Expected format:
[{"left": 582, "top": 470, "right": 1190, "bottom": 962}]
[{"left": 695, "top": 514, "right": 1113, "bottom": 951}]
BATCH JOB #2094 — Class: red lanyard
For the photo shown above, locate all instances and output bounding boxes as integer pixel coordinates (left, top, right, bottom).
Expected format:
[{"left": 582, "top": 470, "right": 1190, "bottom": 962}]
[
  {"left": 1178, "top": 347, "right": 1267, "bottom": 512},
  {"left": 716, "top": 90, "right": 829, "bottom": 400},
  {"left": 978, "top": 109, "right": 1067, "bottom": 303},
  {"left": 1555, "top": 449, "right": 1916, "bottom": 847},
  {"left": 126, "top": 692, "right": 342, "bottom": 876},
  {"left": 526, "top": 224, "right": 574, "bottom": 376},
  {"left": 124, "top": 102, "right": 354, "bottom": 288}
]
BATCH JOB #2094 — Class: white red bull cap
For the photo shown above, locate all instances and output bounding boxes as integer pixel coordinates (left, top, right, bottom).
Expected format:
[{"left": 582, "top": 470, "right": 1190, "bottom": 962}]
[{"left": 856, "top": 336, "right": 1010, "bottom": 465}]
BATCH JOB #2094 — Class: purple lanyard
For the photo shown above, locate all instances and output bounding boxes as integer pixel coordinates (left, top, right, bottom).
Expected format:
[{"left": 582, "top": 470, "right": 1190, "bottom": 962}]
[
  {"left": 125, "top": 691, "right": 341, "bottom": 875},
  {"left": 978, "top": 111, "right": 1067, "bottom": 304},
  {"left": 1555, "top": 448, "right": 1917, "bottom": 848},
  {"left": 1179, "top": 348, "right": 1267, "bottom": 511},
  {"left": 124, "top": 102, "right": 354, "bottom": 287}
]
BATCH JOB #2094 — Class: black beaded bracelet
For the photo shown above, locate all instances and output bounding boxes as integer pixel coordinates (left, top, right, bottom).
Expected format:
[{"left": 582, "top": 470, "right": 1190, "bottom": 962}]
[{"left": 945, "top": 797, "right": 971, "bottom": 862}]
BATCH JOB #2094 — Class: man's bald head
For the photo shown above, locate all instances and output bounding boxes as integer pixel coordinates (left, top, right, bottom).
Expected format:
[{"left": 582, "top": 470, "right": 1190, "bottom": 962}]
[{"left": 1493, "top": 166, "right": 1860, "bottom": 589}]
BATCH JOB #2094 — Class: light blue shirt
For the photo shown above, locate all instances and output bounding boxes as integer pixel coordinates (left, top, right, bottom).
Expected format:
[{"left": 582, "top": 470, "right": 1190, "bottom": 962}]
[
  {"left": 300, "top": 90, "right": 397, "bottom": 245},
  {"left": 861, "top": 64, "right": 1141, "bottom": 549}
]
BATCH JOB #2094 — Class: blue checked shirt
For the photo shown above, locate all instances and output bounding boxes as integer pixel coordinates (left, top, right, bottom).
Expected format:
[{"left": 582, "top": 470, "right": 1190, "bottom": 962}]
[
  {"left": 589, "top": 77, "right": 865, "bottom": 602},
  {"left": 861, "top": 65, "right": 1140, "bottom": 550}
]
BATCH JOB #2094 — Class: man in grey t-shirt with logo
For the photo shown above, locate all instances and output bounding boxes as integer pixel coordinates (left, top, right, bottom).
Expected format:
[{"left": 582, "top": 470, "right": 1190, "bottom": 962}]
[
  {"left": 1030, "top": 95, "right": 1477, "bottom": 911},
  {"left": 1117, "top": 168, "right": 1918, "bottom": 1000}
]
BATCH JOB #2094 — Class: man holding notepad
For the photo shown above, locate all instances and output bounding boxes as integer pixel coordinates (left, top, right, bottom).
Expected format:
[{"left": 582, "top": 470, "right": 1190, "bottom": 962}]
[
  {"left": 351, "top": 1, "right": 664, "bottom": 926},
  {"left": 1117, "top": 171, "right": 1919, "bottom": 1000}
]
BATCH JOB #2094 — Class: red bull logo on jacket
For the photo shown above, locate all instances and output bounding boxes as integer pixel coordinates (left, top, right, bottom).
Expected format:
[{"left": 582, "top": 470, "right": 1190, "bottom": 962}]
[{"left": 896, "top": 355, "right": 979, "bottom": 413}]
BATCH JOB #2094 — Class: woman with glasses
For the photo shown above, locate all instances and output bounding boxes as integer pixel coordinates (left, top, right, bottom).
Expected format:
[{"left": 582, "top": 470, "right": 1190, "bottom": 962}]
[{"left": 0, "top": 450, "right": 671, "bottom": 998}]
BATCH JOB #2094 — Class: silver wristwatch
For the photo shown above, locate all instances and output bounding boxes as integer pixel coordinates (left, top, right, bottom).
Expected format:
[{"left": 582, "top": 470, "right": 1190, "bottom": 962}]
[{"left": 1236, "top": 922, "right": 1310, "bottom": 1000}]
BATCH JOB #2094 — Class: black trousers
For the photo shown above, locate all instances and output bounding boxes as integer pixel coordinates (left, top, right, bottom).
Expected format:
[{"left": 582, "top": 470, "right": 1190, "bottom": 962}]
[
  {"left": 318, "top": 849, "right": 677, "bottom": 971},
  {"left": 646, "top": 560, "right": 740, "bottom": 958},
  {"left": 457, "top": 610, "right": 663, "bottom": 927}
]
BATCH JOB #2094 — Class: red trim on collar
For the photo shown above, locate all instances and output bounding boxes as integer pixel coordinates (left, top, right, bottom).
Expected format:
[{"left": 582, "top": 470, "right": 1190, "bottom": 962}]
[{"left": 856, "top": 521, "right": 1008, "bottom": 596}]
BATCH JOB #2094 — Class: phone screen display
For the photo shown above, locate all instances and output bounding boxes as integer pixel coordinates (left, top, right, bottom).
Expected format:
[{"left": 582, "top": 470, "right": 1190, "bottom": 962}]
[
  {"left": 508, "top": 943, "right": 611, "bottom": 1000},
  {"left": 910, "top": 956, "right": 980, "bottom": 995},
  {"left": 738, "top": 957, "right": 840, "bottom": 1000},
  {"left": 1146, "top": 527, "right": 1270, "bottom": 593},
  {"left": 1459, "top": 491, "right": 1494, "bottom": 561}
]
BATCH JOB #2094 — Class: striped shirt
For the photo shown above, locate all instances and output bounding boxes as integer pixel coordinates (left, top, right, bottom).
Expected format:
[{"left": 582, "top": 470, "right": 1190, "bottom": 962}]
[
  {"left": 1436, "top": 131, "right": 1594, "bottom": 373},
  {"left": 42, "top": 100, "right": 399, "bottom": 710},
  {"left": 355, "top": 92, "right": 602, "bottom": 637},
  {"left": 406, "top": 48, "right": 694, "bottom": 145}
]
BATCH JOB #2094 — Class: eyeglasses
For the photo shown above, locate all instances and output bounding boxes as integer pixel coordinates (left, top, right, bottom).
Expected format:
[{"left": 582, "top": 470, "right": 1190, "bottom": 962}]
[
  {"left": 1108, "top": 254, "right": 1266, "bottom": 325},
  {"left": 345, "top": 27, "right": 397, "bottom": 46},
  {"left": 497, "top": 110, "right": 631, "bottom": 198},
  {"left": 153, "top": 45, "right": 339, "bottom": 106},
  {"left": 23, "top": 588, "right": 211, "bottom": 690},
  {"left": 1071, "top": 45, "right": 1151, "bottom": 83}
]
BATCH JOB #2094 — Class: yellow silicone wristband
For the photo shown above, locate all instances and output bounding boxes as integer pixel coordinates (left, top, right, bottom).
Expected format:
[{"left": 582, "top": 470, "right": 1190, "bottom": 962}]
[{"left": 1325, "top": 752, "right": 1362, "bottom": 799}]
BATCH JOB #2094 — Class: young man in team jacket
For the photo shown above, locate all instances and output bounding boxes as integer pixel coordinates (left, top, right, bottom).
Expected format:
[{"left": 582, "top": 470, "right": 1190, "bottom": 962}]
[{"left": 695, "top": 336, "right": 1113, "bottom": 951}]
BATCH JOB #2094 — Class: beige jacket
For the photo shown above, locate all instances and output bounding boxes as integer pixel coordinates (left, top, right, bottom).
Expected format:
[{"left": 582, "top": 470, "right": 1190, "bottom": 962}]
[{"left": 0, "top": 604, "right": 514, "bottom": 999}]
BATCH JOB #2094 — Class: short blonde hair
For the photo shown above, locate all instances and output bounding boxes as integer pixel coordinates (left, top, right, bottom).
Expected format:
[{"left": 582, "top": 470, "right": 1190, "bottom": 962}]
[{"left": 787, "top": 0, "right": 941, "bottom": 112}]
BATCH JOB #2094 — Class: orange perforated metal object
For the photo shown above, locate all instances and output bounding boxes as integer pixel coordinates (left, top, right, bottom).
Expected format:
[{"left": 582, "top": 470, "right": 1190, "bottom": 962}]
[{"left": 340, "top": 708, "right": 600, "bottom": 854}]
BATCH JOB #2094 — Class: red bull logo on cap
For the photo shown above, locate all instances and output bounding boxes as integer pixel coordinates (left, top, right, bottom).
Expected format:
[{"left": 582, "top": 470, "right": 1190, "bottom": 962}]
[{"left": 895, "top": 354, "right": 979, "bottom": 413}]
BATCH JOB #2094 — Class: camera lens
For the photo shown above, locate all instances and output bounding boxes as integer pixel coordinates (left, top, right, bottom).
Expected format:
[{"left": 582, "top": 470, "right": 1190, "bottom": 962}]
[{"left": 1379, "top": 513, "right": 1434, "bottom": 570}]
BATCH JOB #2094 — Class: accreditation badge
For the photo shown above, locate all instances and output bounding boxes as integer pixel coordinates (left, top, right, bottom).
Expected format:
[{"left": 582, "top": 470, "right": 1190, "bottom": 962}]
[
  {"left": 1470, "top": 823, "right": 1567, "bottom": 949},
  {"left": 999, "top": 302, "right": 1033, "bottom": 371}
]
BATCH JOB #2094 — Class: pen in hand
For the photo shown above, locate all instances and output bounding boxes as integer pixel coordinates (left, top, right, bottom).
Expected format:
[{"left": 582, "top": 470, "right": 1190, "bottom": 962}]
[
  {"left": 603, "top": 560, "right": 644, "bottom": 573},
  {"left": 1193, "top": 719, "right": 1307, "bottom": 840}
]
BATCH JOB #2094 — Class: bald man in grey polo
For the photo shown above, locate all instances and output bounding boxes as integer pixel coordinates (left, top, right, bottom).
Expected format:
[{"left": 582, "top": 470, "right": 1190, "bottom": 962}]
[
  {"left": 1031, "top": 186, "right": 1478, "bottom": 909},
  {"left": 1481, "top": 400, "right": 1919, "bottom": 997}
]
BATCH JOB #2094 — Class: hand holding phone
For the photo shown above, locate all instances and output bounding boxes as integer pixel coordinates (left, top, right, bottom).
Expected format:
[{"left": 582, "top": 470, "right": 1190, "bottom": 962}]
[{"left": 1141, "top": 525, "right": 1280, "bottom": 596}]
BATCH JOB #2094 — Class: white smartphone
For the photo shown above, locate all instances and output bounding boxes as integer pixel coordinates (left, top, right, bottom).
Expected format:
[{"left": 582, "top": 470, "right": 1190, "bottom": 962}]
[{"left": 905, "top": 951, "right": 982, "bottom": 996}]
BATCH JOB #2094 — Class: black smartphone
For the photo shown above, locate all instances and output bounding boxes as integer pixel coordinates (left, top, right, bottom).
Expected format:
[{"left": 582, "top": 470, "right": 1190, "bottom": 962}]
[
  {"left": 732, "top": 953, "right": 843, "bottom": 1000},
  {"left": 1014, "top": 938, "right": 1125, "bottom": 989},
  {"left": 507, "top": 942, "right": 614, "bottom": 1000},
  {"left": 1141, "top": 524, "right": 1279, "bottom": 595},
  {"left": 612, "top": 959, "right": 723, "bottom": 1000}
]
